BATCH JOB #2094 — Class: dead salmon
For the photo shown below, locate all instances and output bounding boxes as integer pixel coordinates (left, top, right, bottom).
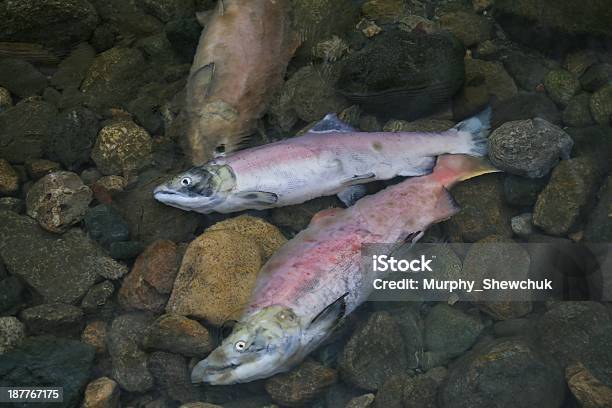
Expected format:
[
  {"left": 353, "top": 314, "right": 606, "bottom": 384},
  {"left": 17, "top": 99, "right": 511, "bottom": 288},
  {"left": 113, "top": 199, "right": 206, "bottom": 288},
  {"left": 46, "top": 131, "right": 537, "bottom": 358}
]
[
  {"left": 155, "top": 108, "right": 491, "bottom": 213},
  {"left": 191, "top": 154, "right": 499, "bottom": 384},
  {"left": 184, "top": 0, "right": 299, "bottom": 165}
]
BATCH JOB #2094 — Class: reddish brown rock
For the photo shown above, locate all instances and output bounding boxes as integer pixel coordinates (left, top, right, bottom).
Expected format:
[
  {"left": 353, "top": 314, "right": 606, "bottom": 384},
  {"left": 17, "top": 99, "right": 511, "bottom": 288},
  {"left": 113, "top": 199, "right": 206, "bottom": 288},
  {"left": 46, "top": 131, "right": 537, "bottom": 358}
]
[
  {"left": 25, "top": 159, "right": 61, "bottom": 180},
  {"left": 118, "top": 240, "right": 180, "bottom": 313},
  {"left": 81, "top": 321, "right": 108, "bottom": 355},
  {"left": 82, "top": 377, "right": 120, "bottom": 408},
  {"left": 0, "top": 159, "right": 19, "bottom": 195},
  {"left": 143, "top": 314, "right": 214, "bottom": 358},
  {"left": 265, "top": 360, "right": 338, "bottom": 406}
]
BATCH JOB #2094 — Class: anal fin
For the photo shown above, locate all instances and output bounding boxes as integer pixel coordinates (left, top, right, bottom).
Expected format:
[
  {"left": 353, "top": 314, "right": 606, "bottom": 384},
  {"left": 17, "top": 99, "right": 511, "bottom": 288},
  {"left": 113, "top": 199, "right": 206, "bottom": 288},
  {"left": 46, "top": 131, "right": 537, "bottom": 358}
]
[{"left": 337, "top": 185, "right": 368, "bottom": 207}]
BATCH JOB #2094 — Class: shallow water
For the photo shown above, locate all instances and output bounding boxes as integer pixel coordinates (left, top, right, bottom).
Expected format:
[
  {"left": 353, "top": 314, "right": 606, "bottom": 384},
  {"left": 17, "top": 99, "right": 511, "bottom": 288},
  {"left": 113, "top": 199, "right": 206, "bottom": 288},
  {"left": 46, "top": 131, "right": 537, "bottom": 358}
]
[{"left": 0, "top": 0, "right": 611, "bottom": 407}]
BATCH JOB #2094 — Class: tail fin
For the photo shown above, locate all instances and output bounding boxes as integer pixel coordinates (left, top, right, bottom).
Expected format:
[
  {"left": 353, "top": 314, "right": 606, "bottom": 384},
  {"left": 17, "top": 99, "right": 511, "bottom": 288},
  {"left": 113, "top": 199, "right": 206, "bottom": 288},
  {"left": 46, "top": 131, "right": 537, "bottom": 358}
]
[
  {"left": 452, "top": 106, "right": 492, "bottom": 157},
  {"left": 432, "top": 154, "right": 500, "bottom": 189}
]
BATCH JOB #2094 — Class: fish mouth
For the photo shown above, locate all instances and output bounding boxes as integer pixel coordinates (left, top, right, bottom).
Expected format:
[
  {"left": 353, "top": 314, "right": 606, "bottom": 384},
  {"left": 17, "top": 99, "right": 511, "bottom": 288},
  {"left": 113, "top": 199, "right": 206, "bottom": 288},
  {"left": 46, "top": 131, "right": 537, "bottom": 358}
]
[{"left": 191, "top": 359, "right": 242, "bottom": 384}]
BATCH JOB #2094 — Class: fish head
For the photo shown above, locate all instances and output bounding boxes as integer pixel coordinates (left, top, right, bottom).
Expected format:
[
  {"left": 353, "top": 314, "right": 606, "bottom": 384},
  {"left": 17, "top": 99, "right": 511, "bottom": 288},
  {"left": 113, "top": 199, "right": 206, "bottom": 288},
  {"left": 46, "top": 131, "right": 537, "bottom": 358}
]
[
  {"left": 153, "top": 164, "right": 236, "bottom": 213},
  {"left": 191, "top": 305, "right": 304, "bottom": 385}
]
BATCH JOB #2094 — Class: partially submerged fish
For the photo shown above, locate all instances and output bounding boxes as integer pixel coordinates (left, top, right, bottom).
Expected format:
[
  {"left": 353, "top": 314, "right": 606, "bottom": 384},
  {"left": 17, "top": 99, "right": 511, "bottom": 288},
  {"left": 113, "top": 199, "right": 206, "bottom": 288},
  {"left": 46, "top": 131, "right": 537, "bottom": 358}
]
[
  {"left": 191, "top": 154, "right": 498, "bottom": 384},
  {"left": 184, "top": 0, "right": 299, "bottom": 165},
  {"left": 155, "top": 108, "right": 491, "bottom": 213}
]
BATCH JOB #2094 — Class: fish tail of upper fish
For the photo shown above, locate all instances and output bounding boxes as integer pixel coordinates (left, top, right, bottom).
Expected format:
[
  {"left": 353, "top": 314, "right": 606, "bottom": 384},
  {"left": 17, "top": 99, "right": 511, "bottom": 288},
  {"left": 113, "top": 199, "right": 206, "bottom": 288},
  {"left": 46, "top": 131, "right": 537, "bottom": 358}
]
[
  {"left": 431, "top": 154, "right": 500, "bottom": 189},
  {"left": 450, "top": 106, "right": 492, "bottom": 157}
]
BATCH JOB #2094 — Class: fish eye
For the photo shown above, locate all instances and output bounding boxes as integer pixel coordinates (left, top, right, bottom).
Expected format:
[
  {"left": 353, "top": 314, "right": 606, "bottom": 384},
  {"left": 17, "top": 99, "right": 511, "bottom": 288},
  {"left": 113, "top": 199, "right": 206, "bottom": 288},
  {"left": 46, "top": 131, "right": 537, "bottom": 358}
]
[
  {"left": 235, "top": 340, "right": 247, "bottom": 352},
  {"left": 180, "top": 177, "right": 192, "bottom": 186}
]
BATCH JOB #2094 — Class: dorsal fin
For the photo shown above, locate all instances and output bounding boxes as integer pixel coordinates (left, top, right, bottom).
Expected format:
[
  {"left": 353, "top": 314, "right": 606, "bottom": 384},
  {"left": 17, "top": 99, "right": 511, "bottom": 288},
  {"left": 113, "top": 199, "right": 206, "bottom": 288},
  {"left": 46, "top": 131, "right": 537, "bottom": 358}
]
[{"left": 310, "top": 113, "right": 357, "bottom": 134}]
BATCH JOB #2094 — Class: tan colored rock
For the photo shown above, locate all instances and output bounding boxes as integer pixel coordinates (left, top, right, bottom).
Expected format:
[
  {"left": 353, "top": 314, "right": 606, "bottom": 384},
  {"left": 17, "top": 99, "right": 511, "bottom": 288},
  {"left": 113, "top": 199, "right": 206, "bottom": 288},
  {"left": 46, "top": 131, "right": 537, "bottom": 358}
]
[
  {"left": 166, "top": 229, "right": 263, "bottom": 325},
  {"left": 206, "top": 215, "right": 287, "bottom": 259},
  {"left": 0, "top": 86, "right": 12, "bottom": 111},
  {"left": 567, "top": 362, "right": 612, "bottom": 408},
  {"left": 346, "top": 394, "right": 375, "bottom": 408},
  {"left": 143, "top": 314, "right": 213, "bottom": 358},
  {"left": 95, "top": 175, "right": 127, "bottom": 195},
  {"left": 25, "top": 171, "right": 92, "bottom": 233},
  {"left": 465, "top": 59, "right": 518, "bottom": 102},
  {"left": 0, "top": 159, "right": 19, "bottom": 195},
  {"left": 25, "top": 159, "right": 61, "bottom": 180},
  {"left": 81, "top": 321, "right": 108, "bottom": 355},
  {"left": 82, "top": 377, "right": 120, "bottom": 408},
  {"left": 91, "top": 120, "right": 152, "bottom": 176},
  {"left": 118, "top": 240, "right": 179, "bottom": 313}
]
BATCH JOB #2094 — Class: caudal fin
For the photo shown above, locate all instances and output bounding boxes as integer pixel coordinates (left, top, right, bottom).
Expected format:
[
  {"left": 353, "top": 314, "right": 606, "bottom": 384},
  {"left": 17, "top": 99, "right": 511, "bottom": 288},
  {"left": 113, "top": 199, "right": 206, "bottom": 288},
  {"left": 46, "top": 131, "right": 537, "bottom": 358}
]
[
  {"left": 432, "top": 154, "right": 500, "bottom": 189},
  {"left": 451, "top": 106, "right": 492, "bottom": 157}
]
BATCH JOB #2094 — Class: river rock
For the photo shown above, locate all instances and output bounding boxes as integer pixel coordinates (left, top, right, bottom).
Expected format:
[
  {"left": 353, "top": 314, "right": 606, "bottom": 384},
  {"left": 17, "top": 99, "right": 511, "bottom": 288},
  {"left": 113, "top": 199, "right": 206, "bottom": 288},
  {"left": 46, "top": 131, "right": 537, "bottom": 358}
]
[
  {"left": 361, "top": 0, "right": 407, "bottom": 23},
  {"left": 89, "top": 0, "right": 163, "bottom": 40},
  {"left": 0, "top": 87, "right": 11, "bottom": 111},
  {"left": 439, "top": 11, "right": 492, "bottom": 48},
  {"left": 564, "top": 50, "right": 598, "bottom": 77},
  {"left": 47, "top": 106, "right": 100, "bottom": 170},
  {"left": 91, "top": 120, "right": 152, "bottom": 176},
  {"left": 339, "top": 311, "right": 407, "bottom": 391},
  {"left": 26, "top": 171, "right": 92, "bottom": 233},
  {"left": 543, "top": 69, "right": 580, "bottom": 106},
  {"left": 439, "top": 337, "right": 565, "bottom": 408},
  {"left": 585, "top": 176, "right": 612, "bottom": 242},
  {"left": 112, "top": 170, "right": 201, "bottom": 244},
  {"left": 143, "top": 314, "right": 213, "bottom": 358},
  {"left": 424, "top": 305, "right": 484, "bottom": 361},
  {"left": 81, "top": 47, "right": 147, "bottom": 111},
  {"left": 502, "top": 49, "right": 551, "bottom": 92},
  {"left": 566, "top": 126, "right": 612, "bottom": 174},
  {"left": 445, "top": 174, "right": 514, "bottom": 242},
  {"left": 337, "top": 30, "right": 465, "bottom": 120},
  {"left": 491, "top": 93, "right": 561, "bottom": 129},
  {"left": 590, "top": 83, "right": 612, "bottom": 125},
  {"left": 81, "top": 281, "right": 115, "bottom": 312},
  {"left": 148, "top": 351, "right": 199, "bottom": 403},
  {"left": 25, "top": 159, "right": 62, "bottom": 180},
  {"left": 537, "top": 301, "right": 611, "bottom": 367},
  {"left": 84, "top": 204, "right": 130, "bottom": 246},
  {"left": 167, "top": 217, "right": 285, "bottom": 325},
  {"left": 0, "top": 159, "right": 19, "bottom": 195},
  {"left": 566, "top": 362, "right": 612, "bottom": 408},
  {"left": 107, "top": 313, "right": 154, "bottom": 392},
  {"left": 533, "top": 157, "right": 601, "bottom": 235},
  {"left": 511, "top": 213, "right": 534, "bottom": 237},
  {"left": 503, "top": 175, "right": 548, "bottom": 207},
  {"left": 0, "top": 210, "right": 127, "bottom": 304},
  {"left": 346, "top": 393, "right": 375, "bottom": 408},
  {"left": 563, "top": 93, "right": 595, "bottom": 127},
  {"left": 0, "top": 58, "right": 47, "bottom": 98},
  {"left": 51, "top": 43, "right": 97, "bottom": 91},
  {"left": 265, "top": 360, "right": 338, "bottom": 406},
  {"left": 82, "top": 377, "right": 120, "bottom": 408},
  {"left": 488, "top": 118, "right": 574, "bottom": 178},
  {"left": 20, "top": 303, "right": 84, "bottom": 336},
  {"left": 0, "top": 197, "right": 24, "bottom": 214},
  {"left": 81, "top": 321, "right": 108, "bottom": 355},
  {"left": 0, "top": 99, "right": 58, "bottom": 163},
  {"left": 0, "top": 336, "right": 95, "bottom": 408},
  {"left": 0, "top": 276, "right": 23, "bottom": 313},
  {"left": 0, "top": 317, "right": 25, "bottom": 354},
  {"left": 0, "top": 0, "right": 99, "bottom": 50},
  {"left": 118, "top": 240, "right": 179, "bottom": 313},
  {"left": 580, "top": 63, "right": 612, "bottom": 92}
]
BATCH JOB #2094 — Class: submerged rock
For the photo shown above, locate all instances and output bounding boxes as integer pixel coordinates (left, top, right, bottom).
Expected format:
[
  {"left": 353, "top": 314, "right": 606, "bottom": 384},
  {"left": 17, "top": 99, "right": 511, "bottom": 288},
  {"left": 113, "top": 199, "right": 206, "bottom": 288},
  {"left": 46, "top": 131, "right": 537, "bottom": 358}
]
[
  {"left": 543, "top": 69, "right": 580, "bottom": 106},
  {"left": 566, "top": 361, "right": 612, "bottom": 408},
  {"left": 0, "top": 159, "right": 19, "bottom": 196},
  {"left": 503, "top": 175, "right": 548, "bottom": 207},
  {"left": 81, "top": 321, "right": 108, "bottom": 355},
  {"left": 167, "top": 216, "right": 285, "bottom": 325},
  {"left": 0, "top": 87, "right": 12, "bottom": 111},
  {"left": 424, "top": 304, "right": 484, "bottom": 361},
  {"left": 0, "top": 210, "right": 126, "bottom": 303},
  {"left": 440, "top": 337, "right": 565, "bottom": 408},
  {"left": 20, "top": 303, "right": 84, "bottom": 336},
  {"left": 462, "top": 58, "right": 518, "bottom": 107},
  {"left": 564, "top": 50, "right": 598, "bottom": 78},
  {"left": 0, "top": 316, "right": 25, "bottom": 354},
  {"left": 337, "top": 30, "right": 465, "bottom": 120},
  {"left": 0, "top": 99, "right": 58, "bottom": 163},
  {"left": 585, "top": 176, "right": 612, "bottom": 242},
  {"left": 488, "top": 118, "right": 574, "bottom": 178},
  {"left": 84, "top": 204, "right": 130, "bottom": 247},
  {"left": 91, "top": 120, "right": 152, "bottom": 176},
  {"left": 82, "top": 377, "right": 120, "bottom": 408},
  {"left": 143, "top": 314, "right": 213, "bottom": 358},
  {"left": 533, "top": 157, "right": 601, "bottom": 235},
  {"left": 563, "top": 93, "right": 595, "bottom": 127},
  {"left": 339, "top": 311, "right": 407, "bottom": 391},
  {"left": 439, "top": 11, "right": 492, "bottom": 48},
  {"left": 491, "top": 93, "right": 561, "bottom": 129},
  {"left": 265, "top": 360, "right": 338, "bottom": 406},
  {"left": 0, "top": 336, "right": 95, "bottom": 408},
  {"left": 47, "top": 106, "right": 100, "bottom": 170},
  {"left": 81, "top": 281, "right": 115, "bottom": 312},
  {"left": 51, "top": 43, "right": 97, "bottom": 91},
  {"left": 590, "top": 84, "right": 612, "bottom": 126},
  {"left": 25, "top": 159, "right": 62, "bottom": 180},
  {"left": 0, "top": 58, "right": 47, "bottom": 98},
  {"left": 26, "top": 171, "right": 93, "bottom": 233},
  {"left": 361, "top": 0, "right": 408, "bottom": 23},
  {"left": 148, "top": 351, "right": 199, "bottom": 403},
  {"left": 580, "top": 63, "right": 612, "bottom": 92}
]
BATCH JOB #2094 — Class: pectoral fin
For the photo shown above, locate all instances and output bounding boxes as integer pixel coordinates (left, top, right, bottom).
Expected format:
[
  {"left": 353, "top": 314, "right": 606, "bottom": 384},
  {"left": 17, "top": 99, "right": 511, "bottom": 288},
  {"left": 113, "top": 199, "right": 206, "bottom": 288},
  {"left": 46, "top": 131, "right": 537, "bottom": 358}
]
[
  {"left": 308, "top": 293, "right": 348, "bottom": 333},
  {"left": 337, "top": 185, "right": 368, "bottom": 207},
  {"left": 341, "top": 173, "right": 376, "bottom": 187},
  {"left": 187, "top": 63, "right": 215, "bottom": 106},
  {"left": 310, "top": 113, "right": 357, "bottom": 133},
  {"left": 236, "top": 191, "right": 279, "bottom": 205}
]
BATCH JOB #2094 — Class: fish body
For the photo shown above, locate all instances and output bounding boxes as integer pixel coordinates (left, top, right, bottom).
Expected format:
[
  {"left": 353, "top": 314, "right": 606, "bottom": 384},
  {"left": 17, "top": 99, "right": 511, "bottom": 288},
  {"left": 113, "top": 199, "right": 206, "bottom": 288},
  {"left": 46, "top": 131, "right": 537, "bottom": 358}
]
[
  {"left": 184, "top": 0, "right": 299, "bottom": 165},
  {"left": 191, "top": 154, "right": 498, "bottom": 385},
  {"left": 155, "top": 109, "right": 491, "bottom": 213}
]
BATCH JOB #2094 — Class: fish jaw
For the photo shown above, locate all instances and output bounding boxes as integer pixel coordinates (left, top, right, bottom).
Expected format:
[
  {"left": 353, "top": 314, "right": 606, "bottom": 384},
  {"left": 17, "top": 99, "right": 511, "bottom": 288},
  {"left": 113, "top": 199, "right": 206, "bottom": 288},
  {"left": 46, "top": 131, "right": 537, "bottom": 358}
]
[{"left": 191, "top": 305, "right": 305, "bottom": 385}]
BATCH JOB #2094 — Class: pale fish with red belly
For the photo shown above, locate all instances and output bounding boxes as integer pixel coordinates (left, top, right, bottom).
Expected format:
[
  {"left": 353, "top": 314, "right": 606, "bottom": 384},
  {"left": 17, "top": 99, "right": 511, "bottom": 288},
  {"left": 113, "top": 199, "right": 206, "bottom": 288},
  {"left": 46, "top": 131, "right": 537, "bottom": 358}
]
[
  {"left": 155, "top": 108, "right": 491, "bottom": 213},
  {"left": 190, "top": 154, "right": 498, "bottom": 385}
]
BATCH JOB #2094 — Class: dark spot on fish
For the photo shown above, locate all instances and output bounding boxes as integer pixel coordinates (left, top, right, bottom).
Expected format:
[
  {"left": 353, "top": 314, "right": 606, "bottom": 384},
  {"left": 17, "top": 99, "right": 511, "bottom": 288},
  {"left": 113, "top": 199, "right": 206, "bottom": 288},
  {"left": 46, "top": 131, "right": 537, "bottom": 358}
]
[
  {"left": 244, "top": 193, "right": 258, "bottom": 199},
  {"left": 372, "top": 141, "right": 383, "bottom": 151}
]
